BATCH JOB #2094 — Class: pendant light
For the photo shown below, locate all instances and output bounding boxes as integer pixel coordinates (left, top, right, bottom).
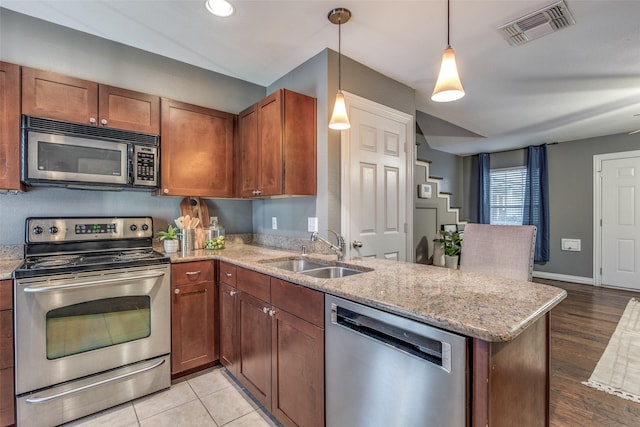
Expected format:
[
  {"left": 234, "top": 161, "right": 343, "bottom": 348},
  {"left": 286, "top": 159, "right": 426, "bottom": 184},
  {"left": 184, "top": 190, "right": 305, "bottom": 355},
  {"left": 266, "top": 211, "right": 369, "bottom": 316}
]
[
  {"left": 328, "top": 7, "right": 351, "bottom": 130},
  {"left": 431, "top": 0, "right": 465, "bottom": 102}
]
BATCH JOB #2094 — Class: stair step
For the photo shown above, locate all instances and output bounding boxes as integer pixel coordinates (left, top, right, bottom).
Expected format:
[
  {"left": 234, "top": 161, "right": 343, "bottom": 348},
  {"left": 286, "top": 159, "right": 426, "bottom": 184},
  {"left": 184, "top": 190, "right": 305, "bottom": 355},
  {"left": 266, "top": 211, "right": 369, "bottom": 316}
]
[
  {"left": 439, "top": 191, "right": 453, "bottom": 195},
  {"left": 429, "top": 176, "right": 444, "bottom": 180},
  {"left": 416, "top": 157, "right": 432, "bottom": 163}
]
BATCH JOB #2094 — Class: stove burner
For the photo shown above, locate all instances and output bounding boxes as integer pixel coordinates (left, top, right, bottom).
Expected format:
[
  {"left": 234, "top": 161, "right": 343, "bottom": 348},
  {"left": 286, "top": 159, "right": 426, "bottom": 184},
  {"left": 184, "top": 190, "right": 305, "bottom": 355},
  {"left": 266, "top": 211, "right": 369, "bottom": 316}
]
[
  {"left": 32, "top": 255, "right": 81, "bottom": 268},
  {"left": 115, "top": 250, "right": 156, "bottom": 261}
]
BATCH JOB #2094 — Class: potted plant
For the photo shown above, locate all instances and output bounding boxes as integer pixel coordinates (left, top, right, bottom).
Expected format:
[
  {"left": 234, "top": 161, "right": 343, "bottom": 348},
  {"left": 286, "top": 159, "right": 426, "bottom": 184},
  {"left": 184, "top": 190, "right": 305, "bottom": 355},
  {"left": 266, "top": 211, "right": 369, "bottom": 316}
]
[
  {"left": 158, "top": 225, "right": 179, "bottom": 253},
  {"left": 437, "top": 230, "right": 462, "bottom": 269}
]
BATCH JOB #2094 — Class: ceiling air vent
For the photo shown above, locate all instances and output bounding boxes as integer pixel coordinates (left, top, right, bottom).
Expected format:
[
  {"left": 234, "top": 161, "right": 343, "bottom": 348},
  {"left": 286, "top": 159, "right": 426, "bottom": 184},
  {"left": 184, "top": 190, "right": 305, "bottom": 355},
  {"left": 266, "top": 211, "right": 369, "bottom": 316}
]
[{"left": 498, "top": 0, "right": 576, "bottom": 46}]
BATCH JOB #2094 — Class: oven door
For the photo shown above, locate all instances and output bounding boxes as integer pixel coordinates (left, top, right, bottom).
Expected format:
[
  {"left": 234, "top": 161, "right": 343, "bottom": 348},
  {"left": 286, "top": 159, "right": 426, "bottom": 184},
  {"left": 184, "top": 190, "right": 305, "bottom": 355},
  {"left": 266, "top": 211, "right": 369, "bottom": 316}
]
[
  {"left": 24, "top": 130, "right": 129, "bottom": 187},
  {"left": 14, "top": 264, "right": 170, "bottom": 395}
]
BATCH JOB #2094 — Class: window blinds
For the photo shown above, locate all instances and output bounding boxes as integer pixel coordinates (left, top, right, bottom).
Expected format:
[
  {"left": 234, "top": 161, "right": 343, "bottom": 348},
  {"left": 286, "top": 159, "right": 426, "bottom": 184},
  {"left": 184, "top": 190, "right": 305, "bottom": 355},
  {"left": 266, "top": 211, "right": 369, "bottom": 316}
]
[{"left": 490, "top": 167, "right": 527, "bottom": 225}]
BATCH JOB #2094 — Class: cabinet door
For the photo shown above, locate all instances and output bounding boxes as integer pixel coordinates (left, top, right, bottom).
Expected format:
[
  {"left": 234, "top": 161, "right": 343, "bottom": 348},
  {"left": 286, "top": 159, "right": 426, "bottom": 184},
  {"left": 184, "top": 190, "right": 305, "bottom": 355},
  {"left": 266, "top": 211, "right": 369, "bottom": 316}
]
[
  {"left": 171, "top": 262, "right": 217, "bottom": 376},
  {"left": 237, "top": 290, "right": 272, "bottom": 408},
  {"left": 219, "top": 282, "right": 237, "bottom": 374},
  {"left": 257, "top": 90, "right": 283, "bottom": 197},
  {"left": 237, "top": 104, "right": 259, "bottom": 197},
  {"left": 159, "top": 98, "right": 235, "bottom": 197},
  {"left": 0, "top": 62, "right": 22, "bottom": 191},
  {"left": 0, "top": 280, "right": 14, "bottom": 427},
  {"left": 271, "top": 310, "right": 324, "bottom": 427},
  {"left": 99, "top": 85, "right": 160, "bottom": 134},
  {"left": 22, "top": 67, "right": 98, "bottom": 124}
]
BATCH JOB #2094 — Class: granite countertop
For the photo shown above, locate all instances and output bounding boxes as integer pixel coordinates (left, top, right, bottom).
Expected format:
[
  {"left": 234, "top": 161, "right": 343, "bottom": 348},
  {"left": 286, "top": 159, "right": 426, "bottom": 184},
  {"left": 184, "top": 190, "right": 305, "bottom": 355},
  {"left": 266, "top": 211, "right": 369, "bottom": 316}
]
[
  {"left": 0, "top": 259, "right": 23, "bottom": 280},
  {"left": 169, "top": 242, "right": 567, "bottom": 343}
]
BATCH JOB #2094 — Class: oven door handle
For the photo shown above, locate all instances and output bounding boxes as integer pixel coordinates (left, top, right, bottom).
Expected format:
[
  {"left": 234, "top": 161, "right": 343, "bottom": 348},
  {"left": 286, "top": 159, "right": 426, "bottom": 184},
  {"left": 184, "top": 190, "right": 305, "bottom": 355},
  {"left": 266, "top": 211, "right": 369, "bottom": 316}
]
[
  {"left": 24, "top": 358, "right": 166, "bottom": 404},
  {"left": 22, "top": 271, "right": 166, "bottom": 293}
]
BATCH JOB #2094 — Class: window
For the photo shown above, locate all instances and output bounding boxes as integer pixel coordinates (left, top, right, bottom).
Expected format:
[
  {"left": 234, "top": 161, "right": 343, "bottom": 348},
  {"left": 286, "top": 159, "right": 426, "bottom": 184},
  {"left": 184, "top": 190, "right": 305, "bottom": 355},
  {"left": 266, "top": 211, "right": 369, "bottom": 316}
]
[{"left": 490, "top": 167, "right": 526, "bottom": 225}]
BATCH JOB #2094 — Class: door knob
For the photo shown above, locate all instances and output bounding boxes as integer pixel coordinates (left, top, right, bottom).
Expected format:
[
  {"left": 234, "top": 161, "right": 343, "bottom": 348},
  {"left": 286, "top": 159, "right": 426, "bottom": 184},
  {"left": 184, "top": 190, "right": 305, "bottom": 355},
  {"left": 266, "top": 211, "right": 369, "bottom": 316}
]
[{"left": 352, "top": 240, "right": 363, "bottom": 248}]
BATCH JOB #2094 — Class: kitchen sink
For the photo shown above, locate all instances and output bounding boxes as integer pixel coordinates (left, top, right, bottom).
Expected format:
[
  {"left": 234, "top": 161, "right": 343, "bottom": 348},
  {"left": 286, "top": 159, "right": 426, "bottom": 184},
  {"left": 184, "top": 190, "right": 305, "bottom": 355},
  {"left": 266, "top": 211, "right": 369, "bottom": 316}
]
[
  {"left": 261, "top": 258, "right": 328, "bottom": 272},
  {"left": 301, "top": 266, "right": 363, "bottom": 279}
]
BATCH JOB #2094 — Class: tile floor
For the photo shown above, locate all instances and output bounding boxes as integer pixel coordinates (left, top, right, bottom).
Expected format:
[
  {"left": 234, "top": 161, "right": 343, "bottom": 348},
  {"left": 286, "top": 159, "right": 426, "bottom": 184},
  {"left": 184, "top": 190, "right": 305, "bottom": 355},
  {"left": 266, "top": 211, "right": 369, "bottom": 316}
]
[{"left": 64, "top": 367, "right": 282, "bottom": 427}]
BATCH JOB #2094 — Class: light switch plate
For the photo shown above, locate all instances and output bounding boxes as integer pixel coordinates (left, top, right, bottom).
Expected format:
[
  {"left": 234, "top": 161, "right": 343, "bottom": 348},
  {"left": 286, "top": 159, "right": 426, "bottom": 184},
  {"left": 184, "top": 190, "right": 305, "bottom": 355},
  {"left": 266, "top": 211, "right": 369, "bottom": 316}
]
[
  {"left": 308, "top": 217, "right": 318, "bottom": 233},
  {"left": 271, "top": 217, "right": 278, "bottom": 230}
]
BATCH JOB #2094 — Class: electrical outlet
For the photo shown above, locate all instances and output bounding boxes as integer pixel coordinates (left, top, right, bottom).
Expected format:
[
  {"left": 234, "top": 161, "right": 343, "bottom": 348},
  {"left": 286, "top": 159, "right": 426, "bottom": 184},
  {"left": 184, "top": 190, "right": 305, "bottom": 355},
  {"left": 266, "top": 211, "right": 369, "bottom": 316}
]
[
  {"left": 272, "top": 217, "right": 278, "bottom": 230},
  {"left": 308, "top": 217, "right": 318, "bottom": 232}
]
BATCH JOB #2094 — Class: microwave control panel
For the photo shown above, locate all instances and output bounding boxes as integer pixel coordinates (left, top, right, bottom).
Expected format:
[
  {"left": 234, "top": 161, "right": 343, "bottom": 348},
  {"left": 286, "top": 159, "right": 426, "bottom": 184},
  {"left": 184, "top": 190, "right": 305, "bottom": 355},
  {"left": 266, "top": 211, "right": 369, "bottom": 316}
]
[{"left": 133, "top": 145, "right": 158, "bottom": 187}]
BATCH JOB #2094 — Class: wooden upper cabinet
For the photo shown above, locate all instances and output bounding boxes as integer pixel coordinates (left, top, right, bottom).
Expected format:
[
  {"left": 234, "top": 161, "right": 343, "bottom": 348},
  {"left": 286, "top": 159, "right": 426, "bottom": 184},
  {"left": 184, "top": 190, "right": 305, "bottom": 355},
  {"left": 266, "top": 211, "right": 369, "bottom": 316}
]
[
  {"left": 237, "top": 104, "right": 259, "bottom": 197},
  {"left": 98, "top": 85, "right": 160, "bottom": 134},
  {"left": 21, "top": 67, "right": 159, "bottom": 134},
  {"left": 0, "top": 61, "right": 23, "bottom": 191},
  {"left": 159, "top": 98, "right": 235, "bottom": 197},
  {"left": 238, "top": 89, "right": 316, "bottom": 198}
]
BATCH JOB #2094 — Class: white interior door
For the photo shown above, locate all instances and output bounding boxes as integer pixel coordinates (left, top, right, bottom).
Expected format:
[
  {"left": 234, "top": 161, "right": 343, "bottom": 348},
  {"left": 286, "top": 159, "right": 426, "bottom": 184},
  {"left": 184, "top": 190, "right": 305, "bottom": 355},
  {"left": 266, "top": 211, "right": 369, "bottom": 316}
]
[
  {"left": 600, "top": 155, "right": 640, "bottom": 290},
  {"left": 341, "top": 92, "right": 413, "bottom": 261}
]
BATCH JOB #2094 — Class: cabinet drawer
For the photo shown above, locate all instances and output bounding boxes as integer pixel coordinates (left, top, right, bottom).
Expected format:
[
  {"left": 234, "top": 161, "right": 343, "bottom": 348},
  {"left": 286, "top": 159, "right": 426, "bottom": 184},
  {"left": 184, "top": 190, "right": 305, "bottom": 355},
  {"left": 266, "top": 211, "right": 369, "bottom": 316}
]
[
  {"left": 237, "top": 267, "right": 270, "bottom": 302},
  {"left": 271, "top": 278, "right": 324, "bottom": 328},
  {"left": 172, "top": 261, "right": 214, "bottom": 286},
  {"left": 219, "top": 261, "right": 237, "bottom": 286},
  {"left": 0, "top": 280, "right": 11, "bottom": 311}
]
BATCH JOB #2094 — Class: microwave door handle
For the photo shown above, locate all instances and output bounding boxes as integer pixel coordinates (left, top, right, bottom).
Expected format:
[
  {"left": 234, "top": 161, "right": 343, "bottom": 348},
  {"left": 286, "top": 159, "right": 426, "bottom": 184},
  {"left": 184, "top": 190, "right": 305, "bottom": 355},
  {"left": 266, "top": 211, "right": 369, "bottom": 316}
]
[{"left": 22, "top": 271, "right": 165, "bottom": 293}]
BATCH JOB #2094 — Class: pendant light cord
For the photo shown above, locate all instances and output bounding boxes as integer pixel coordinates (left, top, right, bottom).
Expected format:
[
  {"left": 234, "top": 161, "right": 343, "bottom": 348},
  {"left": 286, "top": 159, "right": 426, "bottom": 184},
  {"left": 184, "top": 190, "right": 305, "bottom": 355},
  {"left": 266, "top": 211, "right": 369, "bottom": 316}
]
[
  {"left": 338, "top": 15, "right": 342, "bottom": 91},
  {"left": 447, "top": 0, "right": 451, "bottom": 48}
]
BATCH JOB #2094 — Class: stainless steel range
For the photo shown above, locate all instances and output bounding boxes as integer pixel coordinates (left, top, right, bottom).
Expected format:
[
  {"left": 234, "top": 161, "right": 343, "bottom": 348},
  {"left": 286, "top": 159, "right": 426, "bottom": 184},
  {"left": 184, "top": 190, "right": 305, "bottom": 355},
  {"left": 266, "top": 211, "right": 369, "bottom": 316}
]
[{"left": 13, "top": 217, "right": 171, "bottom": 427}]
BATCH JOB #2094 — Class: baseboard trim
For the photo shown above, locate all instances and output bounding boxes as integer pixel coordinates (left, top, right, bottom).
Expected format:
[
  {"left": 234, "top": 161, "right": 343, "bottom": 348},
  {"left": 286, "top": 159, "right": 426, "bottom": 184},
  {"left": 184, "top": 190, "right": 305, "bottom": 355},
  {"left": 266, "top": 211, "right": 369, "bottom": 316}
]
[{"left": 532, "top": 271, "right": 594, "bottom": 285}]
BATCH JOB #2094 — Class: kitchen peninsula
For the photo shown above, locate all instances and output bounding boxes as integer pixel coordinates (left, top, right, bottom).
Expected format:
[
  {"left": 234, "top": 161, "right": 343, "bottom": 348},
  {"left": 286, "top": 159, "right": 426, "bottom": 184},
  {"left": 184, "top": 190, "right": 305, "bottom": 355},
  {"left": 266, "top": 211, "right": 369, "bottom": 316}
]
[{"left": 170, "top": 241, "right": 567, "bottom": 427}]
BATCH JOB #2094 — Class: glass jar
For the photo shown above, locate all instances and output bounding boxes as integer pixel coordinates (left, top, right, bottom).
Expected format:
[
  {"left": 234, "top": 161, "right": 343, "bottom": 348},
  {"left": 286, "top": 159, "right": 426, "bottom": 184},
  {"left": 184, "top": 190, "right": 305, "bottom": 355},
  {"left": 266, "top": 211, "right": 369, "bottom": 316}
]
[{"left": 204, "top": 217, "right": 225, "bottom": 250}]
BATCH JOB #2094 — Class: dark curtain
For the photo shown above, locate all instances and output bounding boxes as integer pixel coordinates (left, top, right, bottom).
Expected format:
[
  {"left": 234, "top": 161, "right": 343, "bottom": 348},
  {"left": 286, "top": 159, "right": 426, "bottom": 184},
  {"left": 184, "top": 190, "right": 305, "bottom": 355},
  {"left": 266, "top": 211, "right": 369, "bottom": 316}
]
[
  {"left": 478, "top": 153, "right": 491, "bottom": 224},
  {"left": 524, "top": 145, "right": 550, "bottom": 263}
]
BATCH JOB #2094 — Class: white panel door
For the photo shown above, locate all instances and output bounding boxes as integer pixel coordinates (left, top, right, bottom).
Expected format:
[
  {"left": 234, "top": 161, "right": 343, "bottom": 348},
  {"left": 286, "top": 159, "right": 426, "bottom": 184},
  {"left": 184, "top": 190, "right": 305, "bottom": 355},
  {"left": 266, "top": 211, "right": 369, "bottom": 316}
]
[
  {"left": 601, "top": 156, "right": 640, "bottom": 290},
  {"left": 343, "top": 97, "right": 410, "bottom": 261}
]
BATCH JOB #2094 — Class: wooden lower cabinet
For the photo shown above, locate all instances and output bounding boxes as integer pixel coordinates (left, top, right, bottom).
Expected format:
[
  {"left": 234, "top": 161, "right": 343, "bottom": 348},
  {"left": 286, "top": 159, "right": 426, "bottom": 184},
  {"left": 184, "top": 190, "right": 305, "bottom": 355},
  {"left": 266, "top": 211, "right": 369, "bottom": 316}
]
[
  {"left": 171, "top": 261, "right": 217, "bottom": 376},
  {"left": 232, "top": 266, "right": 324, "bottom": 427},
  {"left": 471, "top": 313, "right": 549, "bottom": 427},
  {"left": 0, "top": 279, "right": 14, "bottom": 427}
]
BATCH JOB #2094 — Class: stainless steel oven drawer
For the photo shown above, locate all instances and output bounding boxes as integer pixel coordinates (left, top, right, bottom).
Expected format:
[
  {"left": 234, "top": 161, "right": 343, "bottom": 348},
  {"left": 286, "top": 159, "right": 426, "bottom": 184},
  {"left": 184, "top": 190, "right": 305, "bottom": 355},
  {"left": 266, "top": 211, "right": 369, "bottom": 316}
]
[{"left": 17, "top": 355, "right": 170, "bottom": 427}]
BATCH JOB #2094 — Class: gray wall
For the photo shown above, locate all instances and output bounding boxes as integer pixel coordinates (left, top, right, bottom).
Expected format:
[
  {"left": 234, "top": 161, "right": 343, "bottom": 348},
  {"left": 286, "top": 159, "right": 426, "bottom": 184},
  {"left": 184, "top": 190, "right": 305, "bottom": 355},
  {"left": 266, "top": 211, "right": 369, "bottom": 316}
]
[
  {"left": 0, "top": 9, "right": 262, "bottom": 244},
  {"left": 416, "top": 131, "right": 464, "bottom": 209},
  {"left": 463, "top": 132, "right": 640, "bottom": 279}
]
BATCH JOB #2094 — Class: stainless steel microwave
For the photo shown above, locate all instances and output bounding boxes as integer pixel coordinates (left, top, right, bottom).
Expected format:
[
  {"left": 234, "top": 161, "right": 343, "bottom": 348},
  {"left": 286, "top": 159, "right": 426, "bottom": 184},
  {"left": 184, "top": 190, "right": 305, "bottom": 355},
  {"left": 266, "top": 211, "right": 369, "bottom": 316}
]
[{"left": 21, "top": 115, "right": 160, "bottom": 191}]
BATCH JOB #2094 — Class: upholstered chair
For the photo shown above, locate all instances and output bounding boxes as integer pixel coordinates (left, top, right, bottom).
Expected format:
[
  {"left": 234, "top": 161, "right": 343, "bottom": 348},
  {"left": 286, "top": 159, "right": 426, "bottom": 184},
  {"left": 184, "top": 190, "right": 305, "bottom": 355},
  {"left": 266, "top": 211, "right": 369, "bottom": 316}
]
[{"left": 459, "top": 224, "right": 537, "bottom": 281}]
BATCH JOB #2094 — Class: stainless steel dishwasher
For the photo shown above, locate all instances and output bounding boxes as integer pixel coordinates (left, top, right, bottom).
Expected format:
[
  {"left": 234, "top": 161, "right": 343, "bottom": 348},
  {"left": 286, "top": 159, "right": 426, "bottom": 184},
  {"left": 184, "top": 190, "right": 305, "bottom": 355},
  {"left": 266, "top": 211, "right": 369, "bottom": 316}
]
[{"left": 325, "top": 295, "right": 467, "bottom": 427}]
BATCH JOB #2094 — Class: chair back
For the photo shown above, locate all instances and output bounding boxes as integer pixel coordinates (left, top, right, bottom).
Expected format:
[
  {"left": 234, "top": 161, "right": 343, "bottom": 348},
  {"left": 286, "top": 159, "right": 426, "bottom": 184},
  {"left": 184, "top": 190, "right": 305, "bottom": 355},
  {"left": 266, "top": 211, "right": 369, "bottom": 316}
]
[{"left": 459, "top": 224, "right": 537, "bottom": 281}]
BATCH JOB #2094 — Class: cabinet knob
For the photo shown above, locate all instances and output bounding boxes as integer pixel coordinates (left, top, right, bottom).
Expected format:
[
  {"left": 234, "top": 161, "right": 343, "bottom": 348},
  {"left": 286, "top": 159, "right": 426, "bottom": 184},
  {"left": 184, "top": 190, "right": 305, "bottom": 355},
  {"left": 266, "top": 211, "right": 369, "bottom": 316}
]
[
  {"left": 268, "top": 309, "right": 277, "bottom": 317},
  {"left": 229, "top": 290, "right": 237, "bottom": 296},
  {"left": 89, "top": 117, "right": 97, "bottom": 124},
  {"left": 100, "top": 118, "right": 108, "bottom": 126},
  {"left": 174, "top": 288, "right": 180, "bottom": 294},
  {"left": 263, "top": 307, "right": 269, "bottom": 314},
  {"left": 163, "top": 189, "right": 169, "bottom": 194}
]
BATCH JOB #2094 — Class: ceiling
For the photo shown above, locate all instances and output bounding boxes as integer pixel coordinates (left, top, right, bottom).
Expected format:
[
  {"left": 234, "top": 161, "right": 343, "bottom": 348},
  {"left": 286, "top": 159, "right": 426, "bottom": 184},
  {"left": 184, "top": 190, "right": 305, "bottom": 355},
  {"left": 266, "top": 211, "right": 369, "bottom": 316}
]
[{"left": 2, "top": 0, "right": 639, "bottom": 155}]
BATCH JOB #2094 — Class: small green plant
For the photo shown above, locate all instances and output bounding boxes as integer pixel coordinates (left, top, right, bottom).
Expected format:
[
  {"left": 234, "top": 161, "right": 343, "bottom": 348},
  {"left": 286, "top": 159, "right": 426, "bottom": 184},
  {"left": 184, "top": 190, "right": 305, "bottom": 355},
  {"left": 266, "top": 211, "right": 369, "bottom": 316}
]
[
  {"left": 157, "top": 225, "right": 179, "bottom": 241},
  {"left": 437, "top": 230, "right": 462, "bottom": 256}
]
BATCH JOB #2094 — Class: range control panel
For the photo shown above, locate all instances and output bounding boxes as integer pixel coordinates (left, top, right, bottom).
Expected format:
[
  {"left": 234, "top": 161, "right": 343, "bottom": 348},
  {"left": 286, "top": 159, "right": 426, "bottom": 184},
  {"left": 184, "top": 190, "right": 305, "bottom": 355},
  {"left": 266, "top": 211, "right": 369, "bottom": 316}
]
[{"left": 26, "top": 217, "right": 154, "bottom": 243}]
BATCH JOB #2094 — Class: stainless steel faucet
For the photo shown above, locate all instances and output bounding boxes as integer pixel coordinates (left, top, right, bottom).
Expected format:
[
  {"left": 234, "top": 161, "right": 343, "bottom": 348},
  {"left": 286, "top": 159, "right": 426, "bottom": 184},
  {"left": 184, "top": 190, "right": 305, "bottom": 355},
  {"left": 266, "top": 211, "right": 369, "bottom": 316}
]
[{"left": 310, "top": 230, "right": 345, "bottom": 261}]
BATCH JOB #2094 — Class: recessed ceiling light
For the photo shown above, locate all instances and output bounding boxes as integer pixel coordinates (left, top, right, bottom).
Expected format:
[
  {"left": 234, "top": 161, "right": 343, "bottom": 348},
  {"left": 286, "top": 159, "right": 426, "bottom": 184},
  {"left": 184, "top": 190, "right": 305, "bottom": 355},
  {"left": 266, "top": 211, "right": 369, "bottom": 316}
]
[{"left": 205, "top": 0, "right": 235, "bottom": 17}]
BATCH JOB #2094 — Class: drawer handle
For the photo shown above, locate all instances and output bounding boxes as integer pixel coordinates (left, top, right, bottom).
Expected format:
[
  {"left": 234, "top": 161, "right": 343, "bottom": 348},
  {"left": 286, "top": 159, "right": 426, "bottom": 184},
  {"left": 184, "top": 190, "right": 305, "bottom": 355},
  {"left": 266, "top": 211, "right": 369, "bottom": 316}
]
[
  {"left": 225, "top": 272, "right": 233, "bottom": 277},
  {"left": 185, "top": 271, "right": 201, "bottom": 276}
]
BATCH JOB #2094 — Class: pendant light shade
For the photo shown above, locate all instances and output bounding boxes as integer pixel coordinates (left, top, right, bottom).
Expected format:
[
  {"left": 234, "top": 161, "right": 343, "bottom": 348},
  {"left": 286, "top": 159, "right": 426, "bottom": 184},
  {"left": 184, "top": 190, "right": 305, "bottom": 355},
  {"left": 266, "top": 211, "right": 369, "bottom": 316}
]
[
  {"left": 431, "top": 0, "right": 465, "bottom": 102},
  {"left": 328, "top": 8, "right": 351, "bottom": 130},
  {"left": 329, "top": 91, "right": 350, "bottom": 130},
  {"left": 431, "top": 47, "right": 465, "bottom": 102}
]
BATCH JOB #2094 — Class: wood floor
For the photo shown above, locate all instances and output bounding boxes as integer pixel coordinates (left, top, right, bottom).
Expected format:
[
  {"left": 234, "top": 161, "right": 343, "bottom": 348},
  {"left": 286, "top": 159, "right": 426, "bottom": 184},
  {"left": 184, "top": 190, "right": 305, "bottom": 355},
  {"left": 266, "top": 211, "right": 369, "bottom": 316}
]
[{"left": 535, "top": 278, "right": 640, "bottom": 426}]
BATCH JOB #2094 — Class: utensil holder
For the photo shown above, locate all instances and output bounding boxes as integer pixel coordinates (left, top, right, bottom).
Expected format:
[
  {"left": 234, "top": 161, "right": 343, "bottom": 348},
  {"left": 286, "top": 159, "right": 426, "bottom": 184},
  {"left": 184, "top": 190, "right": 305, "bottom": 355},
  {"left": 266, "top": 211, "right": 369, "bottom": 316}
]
[{"left": 180, "top": 229, "right": 195, "bottom": 253}]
